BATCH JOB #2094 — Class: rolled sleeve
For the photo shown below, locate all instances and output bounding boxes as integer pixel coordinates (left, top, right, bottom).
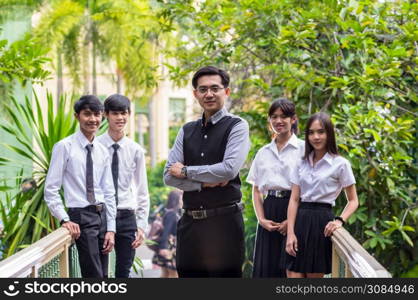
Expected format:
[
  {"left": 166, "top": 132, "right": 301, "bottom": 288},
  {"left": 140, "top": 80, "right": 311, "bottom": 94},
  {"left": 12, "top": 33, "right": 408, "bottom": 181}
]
[{"left": 164, "top": 128, "right": 203, "bottom": 191}]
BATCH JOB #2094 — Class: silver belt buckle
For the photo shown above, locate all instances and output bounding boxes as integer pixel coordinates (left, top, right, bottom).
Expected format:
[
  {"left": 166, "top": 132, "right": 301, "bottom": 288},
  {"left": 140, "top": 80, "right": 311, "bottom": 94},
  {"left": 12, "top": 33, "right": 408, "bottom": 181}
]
[{"left": 191, "top": 210, "right": 207, "bottom": 219}]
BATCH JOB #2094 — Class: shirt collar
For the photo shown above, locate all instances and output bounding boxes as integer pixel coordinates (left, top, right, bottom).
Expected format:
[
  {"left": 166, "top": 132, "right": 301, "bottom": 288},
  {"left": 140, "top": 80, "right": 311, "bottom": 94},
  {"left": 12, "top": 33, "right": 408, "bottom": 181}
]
[
  {"left": 308, "top": 151, "right": 334, "bottom": 166},
  {"left": 267, "top": 133, "right": 300, "bottom": 152},
  {"left": 76, "top": 130, "right": 97, "bottom": 148},
  {"left": 102, "top": 131, "right": 126, "bottom": 148},
  {"left": 201, "top": 106, "right": 228, "bottom": 125},
  {"left": 287, "top": 134, "right": 300, "bottom": 148}
]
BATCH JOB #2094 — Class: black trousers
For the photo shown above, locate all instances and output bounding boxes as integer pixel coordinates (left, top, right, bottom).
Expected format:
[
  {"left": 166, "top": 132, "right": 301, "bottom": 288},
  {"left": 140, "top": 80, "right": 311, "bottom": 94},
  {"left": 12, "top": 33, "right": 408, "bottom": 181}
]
[
  {"left": 115, "top": 210, "right": 137, "bottom": 278},
  {"left": 68, "top": 206, "right": 108, "bottom": 278},
  {"left": 176, "top": 210, "right": 245, "bottom": 278}
]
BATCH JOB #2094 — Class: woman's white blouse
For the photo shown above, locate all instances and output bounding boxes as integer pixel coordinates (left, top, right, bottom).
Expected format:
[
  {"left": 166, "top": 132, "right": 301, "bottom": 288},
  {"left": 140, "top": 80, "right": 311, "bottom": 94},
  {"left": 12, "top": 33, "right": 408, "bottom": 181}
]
[
  {"left": 290, "top": 152, "right": 356, "bottom": 206},
  {"left": 247, "top": 134, "right": 305, "bottom": 195}
]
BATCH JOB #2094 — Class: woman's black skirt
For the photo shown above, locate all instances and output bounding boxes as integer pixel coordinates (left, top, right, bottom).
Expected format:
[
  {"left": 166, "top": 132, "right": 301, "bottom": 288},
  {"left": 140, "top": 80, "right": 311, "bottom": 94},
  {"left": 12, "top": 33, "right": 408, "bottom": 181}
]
[
  {"left": 286, "top": 202, "right": 334, "bottom": 274},
  {"left": 252, "top": 194, "right": 289, "bottom": 278}
]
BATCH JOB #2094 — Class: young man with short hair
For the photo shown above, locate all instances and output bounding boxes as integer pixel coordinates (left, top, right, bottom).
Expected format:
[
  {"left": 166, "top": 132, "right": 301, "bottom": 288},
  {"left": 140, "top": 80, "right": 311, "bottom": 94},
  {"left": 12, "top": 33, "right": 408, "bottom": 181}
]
[
  {"left": 98, "top": 94, "right": 150, "bottom": 278},
  {"left": 44, "top": 95, "right": 116, "bottom": 278}
]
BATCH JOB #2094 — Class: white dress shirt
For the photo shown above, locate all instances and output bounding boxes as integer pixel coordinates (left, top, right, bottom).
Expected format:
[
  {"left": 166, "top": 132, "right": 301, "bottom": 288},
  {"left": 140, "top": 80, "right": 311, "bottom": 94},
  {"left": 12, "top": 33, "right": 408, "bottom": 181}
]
[
  {"left": 44, "top": 130, "right": 117, "bottom": 232},
  {"left": 290, "top": 152, "right": 356, "bottom": 206},
  {"left": 246, "top": 134, "right": 305, "bottom": 195},
  {"left": 97, "top": 132, "right": 150, "bottom": 231}
]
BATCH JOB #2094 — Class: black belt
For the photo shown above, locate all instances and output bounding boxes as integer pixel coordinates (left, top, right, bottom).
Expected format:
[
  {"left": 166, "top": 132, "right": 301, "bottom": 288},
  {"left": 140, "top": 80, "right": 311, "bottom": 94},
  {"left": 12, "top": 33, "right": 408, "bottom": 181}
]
[
  {"left": 184, "top": 203, "right": 244, "bottom": 220},
  {"left": 116, "top": 209, "right": 135, "bottom": 218},
  {"left": 69, "top": 203, "right": 104, "bottom": 213},
  {"left": 267, "top": 190, "right": 291, "bottom": 198}
]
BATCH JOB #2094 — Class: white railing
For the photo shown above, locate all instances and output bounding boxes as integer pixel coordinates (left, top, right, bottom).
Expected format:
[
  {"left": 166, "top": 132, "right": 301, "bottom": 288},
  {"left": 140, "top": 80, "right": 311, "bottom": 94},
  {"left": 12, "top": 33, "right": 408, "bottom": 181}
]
[
  {"left": 0, "top": 228, "right": 71, "bottom": 278},
  {"left": 331, "top": 227, "right": 391, "bottom": 278}
]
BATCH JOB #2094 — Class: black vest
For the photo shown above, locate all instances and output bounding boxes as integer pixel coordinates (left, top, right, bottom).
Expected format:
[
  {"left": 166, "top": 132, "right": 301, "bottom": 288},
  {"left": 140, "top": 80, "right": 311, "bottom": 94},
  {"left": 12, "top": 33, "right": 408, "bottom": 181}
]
[{"left": 182, "top": 115, "right": 243, "bottom": 209}]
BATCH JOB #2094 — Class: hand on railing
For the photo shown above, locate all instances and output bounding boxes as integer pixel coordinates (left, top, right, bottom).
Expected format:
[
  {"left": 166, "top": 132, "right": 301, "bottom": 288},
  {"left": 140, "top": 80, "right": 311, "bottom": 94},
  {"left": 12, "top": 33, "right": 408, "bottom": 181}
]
[
  {"left": 324, "top": 220, "right": 343, "bottom": 237},
  {"left": 62, "top": 221, "right": 80, "bottom": 240}
]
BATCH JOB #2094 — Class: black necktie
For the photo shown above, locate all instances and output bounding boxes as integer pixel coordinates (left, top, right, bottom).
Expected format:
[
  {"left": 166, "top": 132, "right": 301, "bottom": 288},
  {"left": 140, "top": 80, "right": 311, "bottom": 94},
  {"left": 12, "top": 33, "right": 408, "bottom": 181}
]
[
  {"left": 111, "top": 143, "right": 120, "bottom": 205},
  {"left": 85, "top": 144, "right": 95, "bottom": 203}
]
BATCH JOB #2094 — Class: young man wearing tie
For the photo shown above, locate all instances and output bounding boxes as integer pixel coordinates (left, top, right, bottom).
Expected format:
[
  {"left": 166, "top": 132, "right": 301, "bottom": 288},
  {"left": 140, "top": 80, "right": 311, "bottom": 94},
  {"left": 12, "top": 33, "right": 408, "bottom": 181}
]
[
  {"left": 44, "top": 95, "right": 116, "bottom": 278},
  {"left": 98, "top": 94, "right": 150, "bottom": 278}
]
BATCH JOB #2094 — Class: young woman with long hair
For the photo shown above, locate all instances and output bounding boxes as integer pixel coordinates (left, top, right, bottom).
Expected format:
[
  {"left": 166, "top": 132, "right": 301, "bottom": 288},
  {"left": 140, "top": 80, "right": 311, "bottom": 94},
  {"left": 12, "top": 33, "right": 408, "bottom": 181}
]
[{"left": 286, "top": 112, "right": 359, "bottom": 278}]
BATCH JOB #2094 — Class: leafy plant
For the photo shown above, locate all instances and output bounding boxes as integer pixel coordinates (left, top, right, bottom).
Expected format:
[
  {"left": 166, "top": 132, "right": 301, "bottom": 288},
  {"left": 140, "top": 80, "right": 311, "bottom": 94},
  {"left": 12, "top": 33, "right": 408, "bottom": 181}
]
[{"left": 0, "top": 92, "right": 77, "bottom": 256}]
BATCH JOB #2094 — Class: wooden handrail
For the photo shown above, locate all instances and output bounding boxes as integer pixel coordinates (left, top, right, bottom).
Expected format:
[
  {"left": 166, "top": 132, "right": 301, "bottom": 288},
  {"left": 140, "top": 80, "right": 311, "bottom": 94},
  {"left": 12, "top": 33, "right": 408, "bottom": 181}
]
[
  {"left": 0, "top": 228, "right": 72, "bottom": 278},
  {"left": 331, "top": 227, "right": 391, "bottom": 278}
]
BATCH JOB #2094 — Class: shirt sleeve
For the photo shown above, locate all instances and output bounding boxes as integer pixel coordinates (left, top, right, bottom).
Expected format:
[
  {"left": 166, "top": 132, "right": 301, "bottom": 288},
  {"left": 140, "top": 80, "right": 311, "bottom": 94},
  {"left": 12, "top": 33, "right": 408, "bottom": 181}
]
[
  {"left": 100, "top": 153, "right": 116, "bottom": 232},
  {"left": 134, "top": 147, "right": 150, "bottom": 232},
  {"left": 339, "top": 159, "right": 356, "bottom": 188},
  {"left": 246, "top": 152, "right": 259, "bottom": 186},
  {"left": 44, "top": 142, "right": 69, "bottom": 221},
  {"left": 186, "top": 119, "right": 250, "bottom": 183},
  {"left": 290, "top": 163, "right": 301, "bottom": 186},
  {"left": 163, "top": 127, "right": 203, "bottom": 191}
]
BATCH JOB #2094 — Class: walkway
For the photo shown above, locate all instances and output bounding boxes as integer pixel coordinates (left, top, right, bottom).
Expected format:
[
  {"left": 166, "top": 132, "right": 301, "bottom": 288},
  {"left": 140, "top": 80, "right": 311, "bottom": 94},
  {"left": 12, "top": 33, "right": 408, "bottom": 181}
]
[{"left": 131, "top": 244, "right": 161, "bottom": 278}]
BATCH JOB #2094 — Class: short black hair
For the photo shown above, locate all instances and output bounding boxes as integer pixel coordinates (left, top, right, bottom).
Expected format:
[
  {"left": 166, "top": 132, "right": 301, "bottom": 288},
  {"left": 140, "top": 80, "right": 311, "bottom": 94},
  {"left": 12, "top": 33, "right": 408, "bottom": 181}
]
[
  {"left": 268, "top": 97, "right": 298, "bottom": 134},
  {"left": 74, "top": 95, "right": 104, "bottom": 114},
  {"left": 104, "top": 94, "right": 131, "bottom": 113},
  {"left": 192, "top": 66, "right": 230, "bottom": 89},
  {"left": 304, "top": 112, "right": 339, "bottom": 160}
]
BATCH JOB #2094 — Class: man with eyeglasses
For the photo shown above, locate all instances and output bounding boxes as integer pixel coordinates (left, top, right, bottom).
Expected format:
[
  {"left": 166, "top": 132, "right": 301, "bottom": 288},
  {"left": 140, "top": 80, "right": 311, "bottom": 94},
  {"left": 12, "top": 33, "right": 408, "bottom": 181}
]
[{"left": 164, "top": 66, "right": 250, "bottom": 277}]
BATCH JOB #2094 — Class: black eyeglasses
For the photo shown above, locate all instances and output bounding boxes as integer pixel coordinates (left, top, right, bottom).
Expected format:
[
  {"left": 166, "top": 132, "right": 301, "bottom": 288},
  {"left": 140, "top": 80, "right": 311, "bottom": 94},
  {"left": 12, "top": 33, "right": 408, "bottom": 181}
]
[{"left": 196, "top": 86, "right": 225, "bottom": 95}]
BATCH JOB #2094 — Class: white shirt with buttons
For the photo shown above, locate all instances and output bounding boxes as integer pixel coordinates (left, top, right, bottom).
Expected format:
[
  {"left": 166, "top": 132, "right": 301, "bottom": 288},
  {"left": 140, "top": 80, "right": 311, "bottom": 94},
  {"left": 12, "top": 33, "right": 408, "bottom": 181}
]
[
  {"left": 44, "top": 130, "right": 117, "bottom": 232},
  {"left": 247, "top": 134, "right": 305, "bottom": 196},
  {"left": 290, "top": 152, "right": 356, "bottom": 206},
  {"left": 97, "top": 132, "right": 150, "bottom": 232}
]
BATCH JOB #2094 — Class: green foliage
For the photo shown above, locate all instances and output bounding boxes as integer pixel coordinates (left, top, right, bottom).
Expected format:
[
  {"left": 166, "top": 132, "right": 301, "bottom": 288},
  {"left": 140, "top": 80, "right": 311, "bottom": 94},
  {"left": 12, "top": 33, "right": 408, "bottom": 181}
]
[
  {"left": 0, "top": 33, "right": 50, "bottom": 95},
  {"left": 0, "top": 92, "right": 77, "bottom": 257},
  {"left": 147, "top": 160, "right": 171, "bottom": 214},
  {"left": 159, "top": 0, "right": 418, "bottom": 276},
  {"left": 33, "top": 0, "right": 161, "bottom": 96}
]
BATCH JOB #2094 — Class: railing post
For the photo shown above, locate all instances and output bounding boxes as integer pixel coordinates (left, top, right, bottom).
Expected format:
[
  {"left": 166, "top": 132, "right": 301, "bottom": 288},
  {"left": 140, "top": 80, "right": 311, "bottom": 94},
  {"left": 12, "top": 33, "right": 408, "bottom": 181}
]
[
  {"left": 60, "top": 244, "right": 69, "bottom": 278},
  {"left": 331, "top": 244, "right": 340, "bottom": 278},
  {"left": 30, "top": 265, "right": 39, "bottom": 278}
]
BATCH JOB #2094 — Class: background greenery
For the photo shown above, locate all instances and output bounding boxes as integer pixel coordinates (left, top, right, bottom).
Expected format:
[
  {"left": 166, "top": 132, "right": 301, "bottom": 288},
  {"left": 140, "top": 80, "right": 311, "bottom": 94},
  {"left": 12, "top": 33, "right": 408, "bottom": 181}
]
[{"left": 157, "top": 0, "right": 418, "bottom": 277}]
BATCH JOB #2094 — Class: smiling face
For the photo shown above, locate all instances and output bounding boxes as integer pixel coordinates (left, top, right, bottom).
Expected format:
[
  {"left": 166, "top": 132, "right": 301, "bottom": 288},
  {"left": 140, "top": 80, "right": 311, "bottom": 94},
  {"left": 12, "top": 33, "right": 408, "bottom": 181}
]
[
  {"left": 308, "top": 119, "right": 327, "bottom": 152},
  {"left": 193, "top": 74, "right": 230, "bottom": 117},
  {"left": 105, "top": 110, "right": 129, "bottom": 132},
  {"left": 269, "top": 108, "right": 296, "bottom": 137},
  {"left": 75, "top": 108, "right": 102, "bottom": 136}
]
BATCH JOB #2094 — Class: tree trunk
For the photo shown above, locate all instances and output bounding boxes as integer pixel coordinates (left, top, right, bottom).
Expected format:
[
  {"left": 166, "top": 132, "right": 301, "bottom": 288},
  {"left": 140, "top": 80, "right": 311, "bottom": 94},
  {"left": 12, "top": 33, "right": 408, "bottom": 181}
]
[
  {"left": 56, "top": 47, "right": 63, "bottom": 104},
  {"left": 82, "top": 41, "right": 90, "bottom": 94},
  {"left": 116, "top": 68, "right": 122, "bottom": 94},
  {"left": 148, "top": 97, "right": 156, "bottom": 167},
  {"left": 92, "top": 38, "right": 97, "bottom": 95},
  {"left": 137, "top": 113, "right": 144, "bottom": 146}
]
